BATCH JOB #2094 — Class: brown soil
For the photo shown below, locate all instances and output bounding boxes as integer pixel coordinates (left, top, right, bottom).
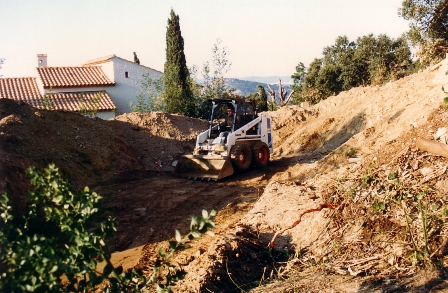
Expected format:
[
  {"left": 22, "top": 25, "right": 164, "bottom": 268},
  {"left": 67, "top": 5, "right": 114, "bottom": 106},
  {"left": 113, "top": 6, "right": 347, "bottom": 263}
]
[{"left": 1, "top": 60, "right": 448, "bottom": 292}]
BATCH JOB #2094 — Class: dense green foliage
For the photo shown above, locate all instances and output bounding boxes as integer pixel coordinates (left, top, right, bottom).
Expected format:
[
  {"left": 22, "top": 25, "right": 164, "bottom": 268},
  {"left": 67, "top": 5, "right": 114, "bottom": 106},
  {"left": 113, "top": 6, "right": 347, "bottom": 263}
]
[
  {"left": 255, "top": 85, "right": 269, "bottom": 112},
  {"left": 164, "top": 9, "right": 196, "bottom": 117},
  {"left": 399, "top": 0, "right": 448, "bottom": 42},
  {"left": 290, "top": 34, "right": 413, "bottom": 105},
  {"left": 244, "top": 85, "right": 270, "bottom": 112},
  {"left": 0, "top": 165, "right": 217, "bottom": 292},
  {"left": 0, "top": 165, "right": 147, "bottom": 292},
  {"left": 399, "top": 0, "right": 448, "bottom": 66}
]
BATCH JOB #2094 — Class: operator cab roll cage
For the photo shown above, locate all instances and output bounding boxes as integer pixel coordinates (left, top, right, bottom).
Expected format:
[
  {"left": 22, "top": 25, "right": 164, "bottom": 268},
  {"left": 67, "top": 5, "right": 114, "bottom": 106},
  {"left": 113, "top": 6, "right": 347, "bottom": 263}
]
[{"left": 208, "top": 99, "right": 258, "bottom": 138}]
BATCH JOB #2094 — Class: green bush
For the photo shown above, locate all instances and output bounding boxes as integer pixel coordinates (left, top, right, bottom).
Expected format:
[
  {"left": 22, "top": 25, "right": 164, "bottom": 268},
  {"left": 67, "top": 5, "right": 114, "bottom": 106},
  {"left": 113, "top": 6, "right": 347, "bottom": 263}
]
[
  {"left": 0, "top": 164, "right": 146, "bottom": 292},
  {"left": 0, "top": 164, "right": 216, "bottom": 292}
]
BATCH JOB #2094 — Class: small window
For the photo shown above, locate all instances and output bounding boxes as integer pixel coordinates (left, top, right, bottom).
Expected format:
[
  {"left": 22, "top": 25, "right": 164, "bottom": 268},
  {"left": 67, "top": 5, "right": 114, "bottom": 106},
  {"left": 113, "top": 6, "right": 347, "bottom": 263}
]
[{"left": 125, "top": 72, "right": 129, "bottom": 78}]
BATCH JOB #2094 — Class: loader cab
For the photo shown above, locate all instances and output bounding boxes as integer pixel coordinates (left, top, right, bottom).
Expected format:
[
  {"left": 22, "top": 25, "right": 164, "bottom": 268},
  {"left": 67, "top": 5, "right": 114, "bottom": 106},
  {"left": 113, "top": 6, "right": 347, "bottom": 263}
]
[
  {"left": 234, "top": 101, "right": 257, "bottom": 134},
  {"left": 208, "top": 99, "right": 257, "bottom": 138}
]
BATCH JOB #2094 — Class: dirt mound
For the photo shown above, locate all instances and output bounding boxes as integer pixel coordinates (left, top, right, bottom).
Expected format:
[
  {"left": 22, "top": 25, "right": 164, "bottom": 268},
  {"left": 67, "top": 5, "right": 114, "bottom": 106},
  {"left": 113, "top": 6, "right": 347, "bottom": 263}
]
[
  {"left": 0, "top": 101, "right": 206, "bottom": 216},
  {"left": 229, "top": 65, "right": 448, "bottom": 291},
  {"left": 243, "top": 106, "right": 448, "bottom": 292},
  {"left": 113, "top": 111, "right": 207, "bottom": 174},
  {"left": 269, "top": 68, "right": 443, "bottom": 162}
]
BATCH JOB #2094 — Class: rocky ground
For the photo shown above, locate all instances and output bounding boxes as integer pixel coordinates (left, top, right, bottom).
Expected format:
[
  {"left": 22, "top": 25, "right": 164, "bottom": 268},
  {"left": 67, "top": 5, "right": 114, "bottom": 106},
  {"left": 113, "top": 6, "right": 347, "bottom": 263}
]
[{"left": 1, "top": 58, "right": 448, "bottom": 292}]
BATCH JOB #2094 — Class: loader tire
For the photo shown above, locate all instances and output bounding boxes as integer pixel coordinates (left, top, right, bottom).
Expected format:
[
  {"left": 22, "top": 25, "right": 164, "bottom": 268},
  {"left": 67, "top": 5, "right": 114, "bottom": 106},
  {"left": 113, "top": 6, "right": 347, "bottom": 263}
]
[
  {"left": 251, "top": 141, "right": 270, "bottom": 168},
  {"left": 230, "top": 144, "right": 252, "bottom": 172}
]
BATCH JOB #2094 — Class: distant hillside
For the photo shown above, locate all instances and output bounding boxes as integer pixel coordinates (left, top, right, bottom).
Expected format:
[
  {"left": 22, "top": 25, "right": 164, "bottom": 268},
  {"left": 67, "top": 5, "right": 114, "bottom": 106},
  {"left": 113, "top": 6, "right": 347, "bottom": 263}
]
[
  {"left": 236, "top": 76, "right": 293, "bottom": 85},
  {"left": 225, "top": 78, "right": 291, "bottom": 97}
]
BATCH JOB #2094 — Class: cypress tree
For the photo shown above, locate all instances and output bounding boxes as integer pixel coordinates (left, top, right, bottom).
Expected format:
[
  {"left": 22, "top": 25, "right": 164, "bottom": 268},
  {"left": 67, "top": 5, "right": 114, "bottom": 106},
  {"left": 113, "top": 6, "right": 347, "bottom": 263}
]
[
  {"left": 164, "top": 9, "right": 195, "bottom": 117},
  {"left": 256, "top": 85, "right": 268, "bottom": 112}
]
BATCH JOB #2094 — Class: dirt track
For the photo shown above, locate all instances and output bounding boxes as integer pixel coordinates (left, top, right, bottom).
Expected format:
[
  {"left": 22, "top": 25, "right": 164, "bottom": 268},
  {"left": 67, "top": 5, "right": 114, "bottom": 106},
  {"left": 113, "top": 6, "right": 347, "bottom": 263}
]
[
  {"left": 1, "top": 59, "right": 448, "bottom": 292},
  {"left": 98, "top": 167, "right": 285, "bottom": 252}
]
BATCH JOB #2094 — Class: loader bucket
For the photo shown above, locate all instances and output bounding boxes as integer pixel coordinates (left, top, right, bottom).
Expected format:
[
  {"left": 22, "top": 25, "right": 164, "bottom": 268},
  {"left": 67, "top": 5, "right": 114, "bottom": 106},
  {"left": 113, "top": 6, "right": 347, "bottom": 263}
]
[{"left": 174, "top": 155, "right": 234, "bottom": 181}]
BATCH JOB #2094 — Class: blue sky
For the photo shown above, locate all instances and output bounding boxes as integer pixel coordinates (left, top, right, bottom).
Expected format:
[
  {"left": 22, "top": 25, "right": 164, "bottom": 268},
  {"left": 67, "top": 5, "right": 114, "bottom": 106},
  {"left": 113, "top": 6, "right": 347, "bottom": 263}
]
[{"left": 1, "top": 0, "right": 409, "bottom": 79}]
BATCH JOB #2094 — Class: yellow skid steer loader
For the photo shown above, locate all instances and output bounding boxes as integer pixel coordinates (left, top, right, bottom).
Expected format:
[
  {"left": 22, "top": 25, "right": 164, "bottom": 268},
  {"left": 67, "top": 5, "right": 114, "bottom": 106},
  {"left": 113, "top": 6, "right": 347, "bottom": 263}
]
[{"left": 175, "top": 99, "right": 273, "bottom": 181}]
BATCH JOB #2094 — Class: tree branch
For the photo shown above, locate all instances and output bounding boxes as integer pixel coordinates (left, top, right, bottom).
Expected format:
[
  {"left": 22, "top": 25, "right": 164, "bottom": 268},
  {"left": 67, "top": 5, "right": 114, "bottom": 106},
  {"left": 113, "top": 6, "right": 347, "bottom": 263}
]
[
  {"left": 267, "top": 83, "right": 275, "bottom": 103},
  {"left": 282, "top": 89, "right": 295, "bottom": 105}
]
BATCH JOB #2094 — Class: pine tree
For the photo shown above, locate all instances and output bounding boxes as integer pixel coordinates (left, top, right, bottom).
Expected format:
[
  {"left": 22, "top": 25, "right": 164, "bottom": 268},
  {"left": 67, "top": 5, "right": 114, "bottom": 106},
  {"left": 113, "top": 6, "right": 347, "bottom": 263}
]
[{"left": 164, "top": 9, "right": 196, "bottom": 117}]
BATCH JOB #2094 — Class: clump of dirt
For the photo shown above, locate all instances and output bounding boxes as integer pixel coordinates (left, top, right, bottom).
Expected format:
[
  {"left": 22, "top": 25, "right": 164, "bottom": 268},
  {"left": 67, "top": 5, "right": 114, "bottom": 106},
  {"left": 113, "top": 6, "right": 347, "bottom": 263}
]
[{"left": 137, "top": 225, "right": 287, "bottom": 293}]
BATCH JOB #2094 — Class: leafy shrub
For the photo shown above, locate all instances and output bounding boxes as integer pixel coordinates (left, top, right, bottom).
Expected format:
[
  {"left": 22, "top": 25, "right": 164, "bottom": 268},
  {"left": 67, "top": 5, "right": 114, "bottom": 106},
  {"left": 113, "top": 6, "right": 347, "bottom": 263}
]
[
  {"left": 0, "top": 164, "right": 216, "bottom": 292},
  {"left": 0, "top": 164, "right": 146, "bottom": 292},
  {"left": 131, "top": 73, "right": 165, "bottom": 114}
]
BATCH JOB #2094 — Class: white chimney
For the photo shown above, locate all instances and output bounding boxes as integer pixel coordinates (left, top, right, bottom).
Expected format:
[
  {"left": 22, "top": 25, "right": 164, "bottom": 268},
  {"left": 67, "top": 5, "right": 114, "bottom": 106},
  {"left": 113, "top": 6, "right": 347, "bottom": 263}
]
[{"left": 37, "top": 54, "right": 47, "bottom": 67}]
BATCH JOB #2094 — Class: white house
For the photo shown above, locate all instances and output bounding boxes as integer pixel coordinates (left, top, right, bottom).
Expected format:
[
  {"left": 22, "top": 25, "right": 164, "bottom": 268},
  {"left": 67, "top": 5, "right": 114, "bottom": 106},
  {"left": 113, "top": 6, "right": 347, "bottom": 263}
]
[
  {"left": 35, "top": 54, "right": 117, "bottom": 119},
  {"left": 83, "top": 55, "right": 163, "bottom": 113}
]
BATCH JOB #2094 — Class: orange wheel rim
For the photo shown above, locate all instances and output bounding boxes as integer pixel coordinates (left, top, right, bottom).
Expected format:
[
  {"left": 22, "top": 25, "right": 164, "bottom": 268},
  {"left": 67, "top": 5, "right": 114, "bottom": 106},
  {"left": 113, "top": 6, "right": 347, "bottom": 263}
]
[
  {"left": 258, "top": 148, "right": 268, "bottom": 163},
  {"left": 239, "top": 152, "right": 245, "bottom": 163}
]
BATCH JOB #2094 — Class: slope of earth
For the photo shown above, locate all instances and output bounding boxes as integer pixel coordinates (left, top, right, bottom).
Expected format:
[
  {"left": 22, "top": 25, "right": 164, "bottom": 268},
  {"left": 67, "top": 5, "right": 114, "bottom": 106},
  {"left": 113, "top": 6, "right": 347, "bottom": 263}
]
[{"left": 160, "top": 61, "right": 448, "bottom": 292}]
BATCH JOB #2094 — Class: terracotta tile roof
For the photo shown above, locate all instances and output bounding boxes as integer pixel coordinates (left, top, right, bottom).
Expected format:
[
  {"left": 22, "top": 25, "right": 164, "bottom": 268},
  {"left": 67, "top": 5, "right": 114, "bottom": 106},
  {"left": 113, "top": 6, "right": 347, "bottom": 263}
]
[
  {"left": 30, "top": 91, "right": 116, "bottom": 112},
  {"left": 0, "top": 77, "right": 41, "bottom": 101},
  {"left": 37, "top": 66, "right": 114, "bottom": 88}
]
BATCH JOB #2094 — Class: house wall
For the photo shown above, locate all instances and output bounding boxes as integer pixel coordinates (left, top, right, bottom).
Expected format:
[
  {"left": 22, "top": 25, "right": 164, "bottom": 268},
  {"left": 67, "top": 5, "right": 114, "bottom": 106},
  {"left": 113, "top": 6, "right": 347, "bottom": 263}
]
[{"left": 104, "top": 57, "right": 163, "bottom": 114}]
